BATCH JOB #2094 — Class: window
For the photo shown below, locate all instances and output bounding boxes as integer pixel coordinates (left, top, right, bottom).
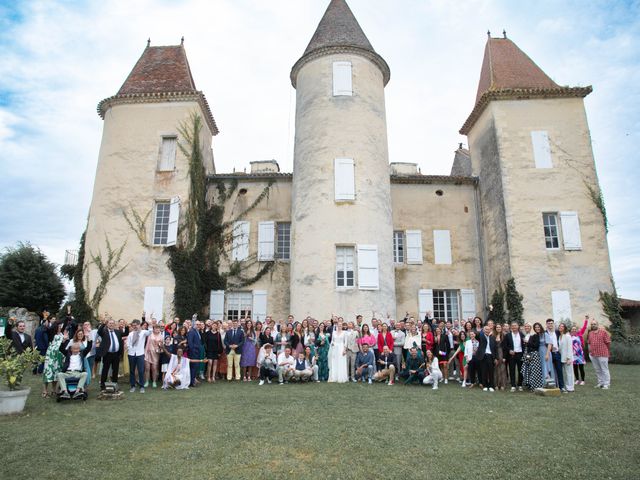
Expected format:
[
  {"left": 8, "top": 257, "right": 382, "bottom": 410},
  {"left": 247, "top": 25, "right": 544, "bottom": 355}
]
[
  {"left": 433, "top": 290, "right": 460, "bottom": 322},
  {"left": 433, "top": 230, "right": 452, "bottom": 264},
  {"left": 158, "top": 136, "right": 177, "bottom": 171},
  {"left": 551, "top": 290, "right": 572, "bottom": 323},
  {"left": 531, "top": 131, "right": 552, "bottom": 168},
  {"left": 543, "top": 213, "right": 560, "bottom": 249},
  {"left": 276, "top": 222, "right": 291, "bottom": 260},
  {"left": 153, "top": 201, "right": 171, "bottom": 245},
  {"left": 333, "top": 61, "right": 352, "bottom": 96},
  {"left": 336, "top": 246, "right": 355, "bottom": 288},
  {"left": 226, "top": 292, "right": 253, "bottom": 320},
  {"left": 334, "top": 158, "right": 355, "bottom": 201},
  {"left": 393, "top": 231, "right": 405, "bottom": 264}
]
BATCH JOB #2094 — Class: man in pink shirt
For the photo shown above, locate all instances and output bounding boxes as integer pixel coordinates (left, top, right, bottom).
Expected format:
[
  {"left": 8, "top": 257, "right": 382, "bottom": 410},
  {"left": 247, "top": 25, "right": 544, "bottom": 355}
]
[{"left": 587, "top": 320, "right": 611, "bottom": 389}]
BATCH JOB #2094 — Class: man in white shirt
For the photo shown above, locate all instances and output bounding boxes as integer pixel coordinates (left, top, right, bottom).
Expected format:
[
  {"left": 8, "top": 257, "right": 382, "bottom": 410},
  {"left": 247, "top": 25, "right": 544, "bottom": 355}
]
[
  {"left": 505, "top": 321, "right": 525, "bottom": 392},
  {"left": 58, "top": 338, "right": 90, "bottom": 399},
  {"left": 276, "top": 346, "right": 296, "bottom": 384},
  {"left": 127, "top": 319, "right": 152, "bottom": 393},
  {"left": 258, "top": 343, "right": 278, "bottom": 385}
]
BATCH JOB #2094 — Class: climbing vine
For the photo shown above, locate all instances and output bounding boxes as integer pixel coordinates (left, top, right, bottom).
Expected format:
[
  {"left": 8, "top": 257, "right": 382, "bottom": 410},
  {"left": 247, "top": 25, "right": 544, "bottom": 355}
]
[
  {"left": 122, "top": 204, "right": 152, "bottom": 247},
  {"left": 167, "top": 114, "right": 275, "bottom": 319},
  {"left": 584, "top": 181, "right": 608, "bottom": 233},
  {"left": 86, "top": 235, "right": 128, "bottom": 316},
  {"left": 599, "top": 280, "right": 626, "bottom": 342}
]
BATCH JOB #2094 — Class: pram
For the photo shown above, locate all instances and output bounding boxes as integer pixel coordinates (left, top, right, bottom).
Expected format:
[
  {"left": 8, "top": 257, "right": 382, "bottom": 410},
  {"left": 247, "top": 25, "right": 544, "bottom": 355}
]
[{"left": 56, "top": 375, "right": 88, "bottom": 402}]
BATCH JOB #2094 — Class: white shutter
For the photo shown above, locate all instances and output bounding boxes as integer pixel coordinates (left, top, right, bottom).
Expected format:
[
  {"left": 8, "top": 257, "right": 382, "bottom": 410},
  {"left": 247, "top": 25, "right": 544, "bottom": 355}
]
[
  {"left": 209, "top": 290, "right": 225, "bottom": 320},
  {"left": 252, "top": 290, "right": 267, "bottom": 322},
  {"left": 531, "top": 131, "right": 552, "bottom": 169},
  {"left": 433, "top": 230, "right": 452, "bottom": 264},
  {"left": 334, "top": 158, "right": 355, "bottom": 201},
  {"left": 232, "top": 221, "right": 250, "bottom": 261},
  {"left": 460, "top": 289, "right": 476, "bottom": 320},
  {"left": 559, "top": 211, "right": 582, "bottom": 251},
  {"left": 166, "top": 196, "right": 180, "bottom": 246},
  {"left": 357, "top": 244, "right": 379, "bottom": 290},
  {"left": 159, "top": 137, "right": 177, "bottom": 171},
  {"left": 333, "top": 61, "right": 352, "bottom": 96},
  {"left": 258, "top": 221, "right": 275, "bottom": 261},
  {"left": 418, "top": 289, "right": 434, "bottom": 321},
  {"left": 405, "top": 230, "right": 423, "bottom": 265},
  {"left": 143, "top": 286, "right": 164, "bottom": 322},
  {"left": 551, "top": 290, "right": 572, "bottom": 323}
]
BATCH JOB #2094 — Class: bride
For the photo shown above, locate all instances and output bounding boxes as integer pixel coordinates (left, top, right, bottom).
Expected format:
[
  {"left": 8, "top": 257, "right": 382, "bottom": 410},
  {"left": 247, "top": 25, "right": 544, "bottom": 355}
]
[{"left": 328, "top": 321, "right": 349, "bottom": 383}]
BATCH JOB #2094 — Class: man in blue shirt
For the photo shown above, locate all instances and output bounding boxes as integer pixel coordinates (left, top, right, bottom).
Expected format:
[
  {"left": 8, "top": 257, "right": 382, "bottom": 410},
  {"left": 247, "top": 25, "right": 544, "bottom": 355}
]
[{"left": 355, "top": 343, "right": 375, "bottom": 384}]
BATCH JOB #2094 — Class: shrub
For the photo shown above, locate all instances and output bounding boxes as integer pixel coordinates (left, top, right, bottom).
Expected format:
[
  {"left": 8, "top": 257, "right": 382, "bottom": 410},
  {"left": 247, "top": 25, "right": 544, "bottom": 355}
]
[{"left": 609, "top": 342, "right": 640, "bottom": 365}]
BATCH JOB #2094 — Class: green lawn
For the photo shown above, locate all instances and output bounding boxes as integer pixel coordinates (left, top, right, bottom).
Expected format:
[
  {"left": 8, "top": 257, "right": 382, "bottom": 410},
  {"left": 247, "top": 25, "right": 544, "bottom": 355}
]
[{"left": 1, "top": 365, "right": 639, "bottom": 479}]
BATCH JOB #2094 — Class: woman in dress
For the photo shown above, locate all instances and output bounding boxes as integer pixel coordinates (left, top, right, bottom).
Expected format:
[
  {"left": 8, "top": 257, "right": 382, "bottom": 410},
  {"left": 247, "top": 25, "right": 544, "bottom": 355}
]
[
  {"left": 420, "top": 323, "right": 434, "bottom": 360},
  {"left": 493, "top": 323, "right": 508, "bottom": 390},
  {"left": 558, "top": 323, "right": 574, "bottom": 392},
  {"left": 275, "top": 324, "right": 292, "bottom": 356},
  {"left": 316, "top": 323, "right": 330, "bottom": 381},
  {"left": 433, "top": 327, "right": 451, "bottom": 384},
  {"left": 404, "top": 324, "right": 421, "bottom": 362},
  {"left": 203, "top": 321, "right": 223, "bottom": 383},
  {"left": 447, "top": 330, "right": 467, "bottom": 387},
  {"left": 328, "top": 322, "right": 348, "bottom": 383},
  {"left": 42, "top": 321, "right": 64, "bottom": 398},
  {"left": 291, "top": 322, "right": 305, "bottom": 357},
  {"left": 358, "top": 324, "right": 376, "bottom": 350},
  {"left": 240, "top": 319, "right": 258, "bottom": 381},
  {"left": 464, "top": 330, "right": 480, "bottom": 387},
  {"left": 144, "top": 323, "right": 164, "bottom": 388},
  {"left": 571, "top": 317, "right": 588, "bottom": 385},
  {"left": 173, "top": 325, "right": 188, "bottom": 354},
  {"left": 217, "top": 321, "right": 228, "bottom": 380},
  {"left": 162, "top": 346, "right": 190, "bottom": 390},
  {"left": 522, "top": 322, "right": 544, "bottom": 390},
  {"left": 377, "top": 322, "right": 394, "bottom": 354},
  {"left": 472, "top": 316, "right": 483, "bottom": 334}
]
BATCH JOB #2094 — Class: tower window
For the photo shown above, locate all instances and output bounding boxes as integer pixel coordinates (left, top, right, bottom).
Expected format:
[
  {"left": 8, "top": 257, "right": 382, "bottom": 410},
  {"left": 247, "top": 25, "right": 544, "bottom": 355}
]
[
  {"left": 158, "top": 136, "right": 177, "bottom": 171},
  {"left": 336, "top": 246, "right": 355, "bottom": 288},
  {"left": 333, "top": 61, "right": 352, "bottom": 96},
  {"left": 543, "top": 213, "right": 560, "bottom": 249},
  {"left": 153, "top": 201, "right": 171, "bottom": 245},
  {"left": 393, "top": 231, "right": 405, "bottom": 264}
]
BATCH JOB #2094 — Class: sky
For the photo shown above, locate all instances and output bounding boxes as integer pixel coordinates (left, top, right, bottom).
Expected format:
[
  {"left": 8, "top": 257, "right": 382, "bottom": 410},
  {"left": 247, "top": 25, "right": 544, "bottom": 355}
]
[{"left": 1, "top": 0, "right": 639, "bottom": 298}]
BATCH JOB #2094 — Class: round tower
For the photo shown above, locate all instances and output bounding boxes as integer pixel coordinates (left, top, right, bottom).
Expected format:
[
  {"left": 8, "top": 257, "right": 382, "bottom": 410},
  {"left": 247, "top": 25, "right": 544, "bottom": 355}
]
[{"left": 289, "top": 0, "right": 395, "bottom": 320}]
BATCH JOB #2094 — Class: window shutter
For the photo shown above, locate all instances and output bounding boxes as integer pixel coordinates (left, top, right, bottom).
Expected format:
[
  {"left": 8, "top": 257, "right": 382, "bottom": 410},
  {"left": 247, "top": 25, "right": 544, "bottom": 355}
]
[
  {"left": 333, "top": 61, "right": 352, "bottom": 96},
  {"left": 418, "top": 289, "right": 434, "bottom": 321},
  {"left": 551, "top": 290, "right": 572, "bottom": 323},
  {"left": 166, "top": 196, "right": 180, "bottom": 246},
  {"left": 433, "top": 230, "right": 452, "bottom": 264},
  {"left": 460, "top": 289, "right": 476, "bottom": 320},
  {"left": 159, "top": 137, "right": 177, "bottom": 171},
  {"left": 209, "top": 290, "right": 225, "bottom": 320},
  {"left": 258, "top": 221, "right": 275, "bottom": 261},
  {"left": 334, "top": 158, "right": 355, "bottom": 201},
  {"left": 252, "top": 290, "right": 267, "bottom": 322},
  {"left": 559, "top": 211, "right": 582, "bottom": 251},
  {"left": 357, "top": 244, "right": 379, "bottom": 290},
  {"left": 143, "top": 286, "right": 164, "bottom": 322},
  {"left": 232, "top": 221, "right": 250, "bottom": 261},
  {"left": 531, "top": 131, "right": 552, "bottom": 168},
  {"left": 405, "top": 230, "right": 423, "bottom": 264}
]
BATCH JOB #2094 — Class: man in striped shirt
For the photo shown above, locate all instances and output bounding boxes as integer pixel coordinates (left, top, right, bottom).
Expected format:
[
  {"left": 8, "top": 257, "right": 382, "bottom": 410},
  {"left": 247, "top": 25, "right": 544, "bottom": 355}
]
[{"left": 587, "top": 320, "right": 611, "bottom": 389}]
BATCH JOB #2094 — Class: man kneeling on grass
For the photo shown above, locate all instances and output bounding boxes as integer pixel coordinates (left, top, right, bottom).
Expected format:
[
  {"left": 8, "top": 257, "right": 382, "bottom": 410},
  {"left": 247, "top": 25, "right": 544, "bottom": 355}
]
[
  {"left": 374, "top": 345, "right": 396, "bottom": 385},
  {"left": 58, "top": 334, "right": 91, "bottom": 399},
  {"left": 355, "top": 343, "right": 375, "bottom": 384},
  {"left": 399, "top": 347, "right": 425, "bottom": 385},
  {"left": 258, "top": 343, "right": 278, "bottom": 385}
]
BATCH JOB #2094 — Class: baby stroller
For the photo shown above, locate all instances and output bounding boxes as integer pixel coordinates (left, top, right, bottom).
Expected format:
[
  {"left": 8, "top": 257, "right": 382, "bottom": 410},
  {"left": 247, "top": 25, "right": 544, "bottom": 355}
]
[{"left": 56, "top": 376, "right": 88, "bottom": 402}]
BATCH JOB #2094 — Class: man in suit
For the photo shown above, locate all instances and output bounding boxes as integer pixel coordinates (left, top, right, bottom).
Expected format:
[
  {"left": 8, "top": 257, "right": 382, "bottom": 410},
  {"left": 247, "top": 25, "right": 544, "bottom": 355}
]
[
  {"left": 224, "top": 319, "right": 244, "bottom": 381},
  {"left": 474, "top": 324, "right": 498, "bottom": 392},
  {"left": 97, "top": 318, "right": 123, "bottom": 390},
  {"left": 10, "top": 320, "right": 33, "bottom": 353},
  {"left": 33, "top": 314, "right": 51, "bottom": 374},
  {"left": 345, "top": 321, "right": 360, "bottom": 382},
  {"left": 187, "top": 320, "right": 204, "bottom": 387},
  {"left": 504, "top": 321, "right": 525, "bottom": 392}
]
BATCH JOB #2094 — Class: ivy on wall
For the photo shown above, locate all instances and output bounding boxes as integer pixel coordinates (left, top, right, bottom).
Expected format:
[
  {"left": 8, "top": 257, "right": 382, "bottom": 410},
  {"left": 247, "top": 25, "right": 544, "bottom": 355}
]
[{"left": 599, "top": 280, "right": 626, "bottom": 342}]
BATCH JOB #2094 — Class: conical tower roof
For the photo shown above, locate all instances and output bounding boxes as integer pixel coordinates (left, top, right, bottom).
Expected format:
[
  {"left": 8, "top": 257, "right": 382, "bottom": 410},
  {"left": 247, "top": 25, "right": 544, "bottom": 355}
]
[{"left": 291, "top": 0, "right": 390, "bottom": 87}]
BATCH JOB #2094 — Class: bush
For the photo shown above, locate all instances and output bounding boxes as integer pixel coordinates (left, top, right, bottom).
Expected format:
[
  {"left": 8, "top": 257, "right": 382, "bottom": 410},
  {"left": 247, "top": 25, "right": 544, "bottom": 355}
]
[{"left": 609, "top": 342, "right": 640, "bottom": 365}]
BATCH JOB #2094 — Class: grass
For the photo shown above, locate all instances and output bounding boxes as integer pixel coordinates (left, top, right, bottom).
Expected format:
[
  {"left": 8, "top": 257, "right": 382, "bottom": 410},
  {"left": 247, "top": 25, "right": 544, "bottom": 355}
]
[{"left": 1, "top": 365, "right": 639, "bottom": 480}]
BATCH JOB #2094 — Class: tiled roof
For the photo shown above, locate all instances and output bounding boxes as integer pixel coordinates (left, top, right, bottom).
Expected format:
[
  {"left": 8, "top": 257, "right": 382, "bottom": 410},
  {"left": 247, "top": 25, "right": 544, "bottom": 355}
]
[
  {"left": 291, "top": 0, "right": 390, "bottom": 87},
  {"left": 118, "top": 45, "right": 196, "bottom": 95},
  {"left": 475, "top": 37, "right": 558, "bottom": 103},
  {"left": 97, "top": 42, "right": 218, "bottom": 135},
  {"left": 620, "top": 298, "right": 640, "bottom": 309}
]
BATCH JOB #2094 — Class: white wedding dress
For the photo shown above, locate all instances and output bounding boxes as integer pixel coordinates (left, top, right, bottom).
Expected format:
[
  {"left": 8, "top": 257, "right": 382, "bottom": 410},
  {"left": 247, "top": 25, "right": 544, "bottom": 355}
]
[{"left": 328, "top": 330, "right": 349, "bottom": 383}]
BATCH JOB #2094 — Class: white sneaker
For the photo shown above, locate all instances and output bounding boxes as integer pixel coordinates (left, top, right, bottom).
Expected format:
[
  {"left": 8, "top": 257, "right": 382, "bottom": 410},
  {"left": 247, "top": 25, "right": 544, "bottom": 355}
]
[
  {"left": 595, "top": 384, "right": 602, "bottom": 388},
  {"left": 461, "top": 382, "right": 467, "bottom": 388},
  {"left": 602, "top": 385, "right": 609, "bottom": 390},
  {"left": 267, "top": 379, "right": 272, "bottom": 384},
  {"left": 259, "top": 380, "right": 264, "bottom": 386},
  {"left": 489, "top": 387, "right": 495, "bottom": 392},
  {"left": 575, "top": 380, "right": 580, "bottom": 385},
  {"left": 444, "top": 379, "right": 448, "bottom": 385},
  {"left": 510, "top": 387, "right": 516, "bottom": 392},
  {"left": 432, "top": 385, "right": 438, "bottom": 390},
  {"left": 483, "top": 387, "right": 488, "bottom": 392},
  {"left": 352, "top": 378, "right": 357, "bottom": 383},
  {"left": 518, "top": 386, "right": 523, "bottom": 392},
  {"left": 129, "top": 387, "right": 136, "bottom": 393},
  {"left": 368, "top": 379, "right": 372, "bottom": 384}
]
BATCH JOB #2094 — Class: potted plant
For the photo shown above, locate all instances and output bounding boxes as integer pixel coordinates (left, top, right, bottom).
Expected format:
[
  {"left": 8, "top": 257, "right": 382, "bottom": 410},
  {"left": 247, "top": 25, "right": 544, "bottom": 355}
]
[{"left": 0, "top": 337, "right": 43, "bottom": 414}]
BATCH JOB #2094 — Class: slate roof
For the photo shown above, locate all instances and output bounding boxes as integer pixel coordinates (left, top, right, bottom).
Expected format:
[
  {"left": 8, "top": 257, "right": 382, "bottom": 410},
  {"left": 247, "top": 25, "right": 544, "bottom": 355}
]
[{"left": 291, "top": 0, "right": 390, "bottom": 87}]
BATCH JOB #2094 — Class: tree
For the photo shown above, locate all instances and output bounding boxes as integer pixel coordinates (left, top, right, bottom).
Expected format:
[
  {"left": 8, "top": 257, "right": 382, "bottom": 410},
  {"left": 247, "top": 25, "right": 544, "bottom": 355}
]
[
  {"left": 599, "top": 281, "right": 626, "bottom": 342},
  {"left": 490, "top": 288, "right": 506, "bottom": 325},
  {"left": 0, "top": 242, "right": 65, "bottom": 313},
  {"left": 505, "top": 277, "right": 525, "bottom": 325}
]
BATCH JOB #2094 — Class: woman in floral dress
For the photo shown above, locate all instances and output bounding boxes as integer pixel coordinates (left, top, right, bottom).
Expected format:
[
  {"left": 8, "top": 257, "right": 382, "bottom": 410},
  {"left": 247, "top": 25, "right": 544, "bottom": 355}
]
[
  {"left": 316, "top": 323, "right": 330, "bottom": 381},
  {"left": 42, "top": 321, "right": 64, "bottom": 398}
]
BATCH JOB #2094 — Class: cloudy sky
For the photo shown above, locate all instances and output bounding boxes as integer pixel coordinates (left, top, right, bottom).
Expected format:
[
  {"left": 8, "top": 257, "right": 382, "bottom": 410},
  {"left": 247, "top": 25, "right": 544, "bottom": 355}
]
[{"left": 1, "top": 0, "right": 639, "bottom": 298}]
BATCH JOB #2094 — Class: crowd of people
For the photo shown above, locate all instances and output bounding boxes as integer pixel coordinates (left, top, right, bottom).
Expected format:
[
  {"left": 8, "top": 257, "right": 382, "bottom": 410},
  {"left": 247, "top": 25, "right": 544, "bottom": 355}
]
[{"left": 6, "top": 307, "right": 612, "bottom": 398}]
